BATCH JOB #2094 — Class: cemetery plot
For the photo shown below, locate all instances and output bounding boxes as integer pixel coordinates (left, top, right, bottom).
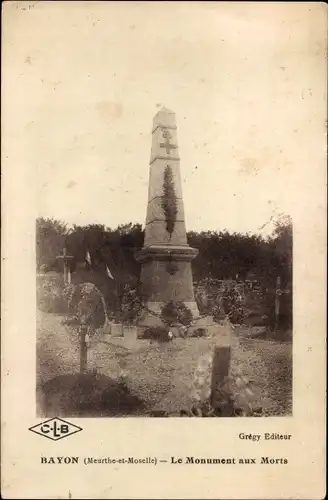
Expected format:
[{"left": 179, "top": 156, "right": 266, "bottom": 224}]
[{"left": 37, "top": 309, "right": 292, "bottom": 418}]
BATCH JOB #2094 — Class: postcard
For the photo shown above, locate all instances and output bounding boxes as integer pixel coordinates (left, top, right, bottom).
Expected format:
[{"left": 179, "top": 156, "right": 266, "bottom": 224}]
[{"left": 1, "top": 2, "right": 326, "bottom": 498}]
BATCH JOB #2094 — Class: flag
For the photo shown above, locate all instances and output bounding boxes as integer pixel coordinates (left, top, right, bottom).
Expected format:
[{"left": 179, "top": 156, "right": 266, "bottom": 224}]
[
  {"left": 106, "top": 264, "right": 114, "bottom": 280},
  {"left": 85, "top": 250, "right": 92, "bottom": 265}
]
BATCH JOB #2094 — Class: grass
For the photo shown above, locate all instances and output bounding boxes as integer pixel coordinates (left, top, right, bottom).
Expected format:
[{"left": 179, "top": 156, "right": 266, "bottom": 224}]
[{"left": 37, "top": 310, "right": 292, "bottom": 417}]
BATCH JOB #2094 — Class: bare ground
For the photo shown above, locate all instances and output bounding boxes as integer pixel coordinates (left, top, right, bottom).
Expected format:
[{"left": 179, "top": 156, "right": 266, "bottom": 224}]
[{"left": 37, "top": 310, "right": 292, "bottom": 417}]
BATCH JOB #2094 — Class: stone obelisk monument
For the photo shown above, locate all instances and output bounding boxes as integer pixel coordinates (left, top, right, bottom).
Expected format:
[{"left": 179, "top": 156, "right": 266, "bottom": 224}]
[{"left": 135, "top": 107, "right": 199, "bottom": 323}]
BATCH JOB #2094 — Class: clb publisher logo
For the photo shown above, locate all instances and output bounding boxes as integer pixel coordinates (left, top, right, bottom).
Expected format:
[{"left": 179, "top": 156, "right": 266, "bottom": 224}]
[{"left": 29, "top": 418, "right": 82, "bottom": 441}]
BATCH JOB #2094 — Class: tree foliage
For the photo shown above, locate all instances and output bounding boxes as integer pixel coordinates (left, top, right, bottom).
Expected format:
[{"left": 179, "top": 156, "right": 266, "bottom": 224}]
[
  {"left": 36, "top": 217, "right": 67, "bottom": 271},
  {"left": 270, "top": 214, "right": 292, "bottom": 287},
  {"left": 36, "top": 215, "right": 292, "bottom": 317}
]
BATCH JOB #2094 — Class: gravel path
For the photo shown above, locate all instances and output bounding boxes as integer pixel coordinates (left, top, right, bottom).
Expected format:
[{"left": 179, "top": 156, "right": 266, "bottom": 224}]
[{"left": 36, "top": 309, "right": 80, "bottom": 387}]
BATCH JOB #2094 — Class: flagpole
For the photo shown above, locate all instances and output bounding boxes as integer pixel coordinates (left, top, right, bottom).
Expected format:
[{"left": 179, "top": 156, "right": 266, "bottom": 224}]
[{"left": 109, "top": 247, "right": 121, "bottom": 323}]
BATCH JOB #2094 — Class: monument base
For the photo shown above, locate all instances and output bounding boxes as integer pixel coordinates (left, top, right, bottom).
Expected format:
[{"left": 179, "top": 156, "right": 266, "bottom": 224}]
[{"left": 135, "top": 244, "right": 199, "bottom": 328}]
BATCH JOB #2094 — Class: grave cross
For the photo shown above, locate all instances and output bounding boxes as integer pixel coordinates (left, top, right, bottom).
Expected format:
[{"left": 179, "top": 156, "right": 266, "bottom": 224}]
[
  {"left": 274, "top": 276, "right": 290, "bottom": 330},
  {"left": 79, "top": 325, "right": 89, "bottom": 374},
  {"left": 56, "top": 247, "right": 74, "bottom": 284},
  {"left": 160, "top": 129, "right": 177, "bottom": 155}
]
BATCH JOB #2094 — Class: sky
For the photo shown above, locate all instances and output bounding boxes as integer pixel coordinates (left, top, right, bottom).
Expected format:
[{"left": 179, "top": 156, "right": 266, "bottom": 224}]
[{"left": 6, "top": 1, "right": 326, "bottom": 236}]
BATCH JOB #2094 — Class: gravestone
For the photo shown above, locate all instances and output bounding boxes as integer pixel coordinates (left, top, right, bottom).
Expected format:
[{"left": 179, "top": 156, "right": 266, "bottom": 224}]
[
  {"left": 135, "top": 108, "right": 199, "bottom": 324},
  {"left": 210, "top": 346, "right": 231, "bottom": 408},
  {"left": 123, "top": 326, "right": 138, "bottom": 347},
  {"left": 111, "top": 323, "right": 123, "bottom": 337},
  {"left": 190, "top": 344, "right": 232, "bottom": 415}
]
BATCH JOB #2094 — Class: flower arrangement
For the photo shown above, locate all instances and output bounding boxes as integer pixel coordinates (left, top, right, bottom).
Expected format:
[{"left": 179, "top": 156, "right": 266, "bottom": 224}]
[
  {"left": 142, "top": 326, "right": 170, "bottom": 343},
  {"left": 161, "top": 300, "right": 193, "bottom": 328},
  {"left": 120, "top": 286, "right": 143, "bottom": 325}
]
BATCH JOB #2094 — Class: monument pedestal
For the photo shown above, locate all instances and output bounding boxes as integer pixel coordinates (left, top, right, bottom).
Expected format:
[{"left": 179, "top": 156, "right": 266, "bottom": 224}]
[{"left": 135, "top": 244, "right": 199, "bottom": 326}]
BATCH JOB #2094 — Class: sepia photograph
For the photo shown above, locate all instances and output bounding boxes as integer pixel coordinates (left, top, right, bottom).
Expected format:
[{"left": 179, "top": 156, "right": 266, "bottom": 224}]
[
  {"left": 2, "top": 2, "right": 326, "bottom": 499},
  {"left": 34, "top": 3, "right": 294, "bottom": 419}
]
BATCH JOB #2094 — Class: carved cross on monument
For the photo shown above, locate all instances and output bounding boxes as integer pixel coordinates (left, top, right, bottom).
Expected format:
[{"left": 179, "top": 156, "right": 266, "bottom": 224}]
[
  {"left": 56, "top": 247, "right": 74, "bottom": 284},
  {"left": 160, "top": 129, "right": 177, "bottom": 155}
]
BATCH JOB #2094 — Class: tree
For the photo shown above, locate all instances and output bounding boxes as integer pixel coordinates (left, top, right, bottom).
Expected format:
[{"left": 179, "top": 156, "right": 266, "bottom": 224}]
[
  {"left": 187, "top": 229, "right": 272, "bottom": 282},
  {"left": 36, "top": 217, "right": 67, "bottom": 271},
  {"left": 62, "top": 222, "right": 144, "bottom": 320},
  {"left": 36, "top": 216, "right": 293, "bottom": 329}
]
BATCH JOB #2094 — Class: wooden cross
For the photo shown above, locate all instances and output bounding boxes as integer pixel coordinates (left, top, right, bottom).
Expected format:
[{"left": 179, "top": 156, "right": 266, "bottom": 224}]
[
  {"left": 79, "top": 326, "right": 89, "bottom": 373},
  {"left": 56, "top": 247, "right": 74, "bottom": 284},
  {"left": 160, "top": 129, "right": 177, "bottom": 155},
  {"left": 274, "top": 276, "right": 290, "bottom": 330}
]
